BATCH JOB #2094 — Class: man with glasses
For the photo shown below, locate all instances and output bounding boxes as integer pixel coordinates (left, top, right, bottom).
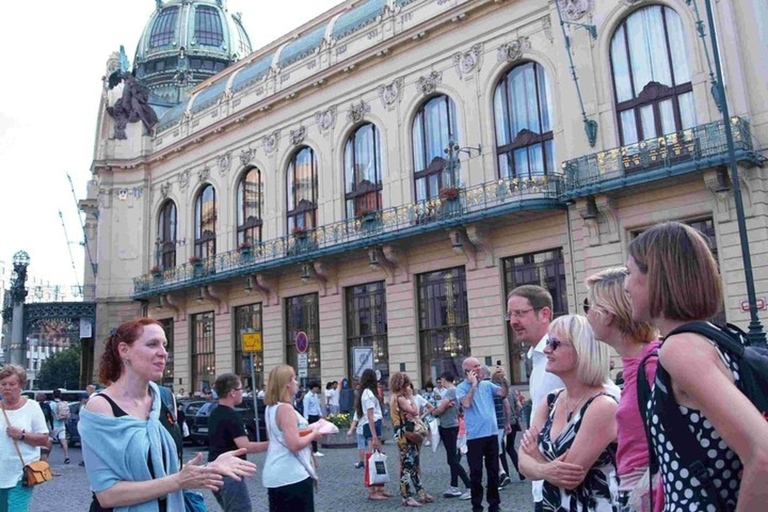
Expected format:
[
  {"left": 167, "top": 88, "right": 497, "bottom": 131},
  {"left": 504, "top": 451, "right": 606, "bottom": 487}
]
[
  {"left": 209, "top": 373, "right": 269, "bottom": 512},
  {"left": 507, "top": 285, "right": 563, "bottom": 512}
]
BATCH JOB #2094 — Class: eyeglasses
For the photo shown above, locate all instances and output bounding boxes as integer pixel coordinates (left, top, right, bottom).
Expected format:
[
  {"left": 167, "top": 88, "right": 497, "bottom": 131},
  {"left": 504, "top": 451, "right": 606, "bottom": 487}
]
[
  {"left": 546, "top": 337, "right": 564, "bottom": 351},
  {"left": 504, "top": 308, "right": 535, "bottom": 322},
  {"left": 233, "top": 387, "right": 243, "bottom": 392},
  {"left": 583, "top": 298, "right": 590, "bottom": 314}
]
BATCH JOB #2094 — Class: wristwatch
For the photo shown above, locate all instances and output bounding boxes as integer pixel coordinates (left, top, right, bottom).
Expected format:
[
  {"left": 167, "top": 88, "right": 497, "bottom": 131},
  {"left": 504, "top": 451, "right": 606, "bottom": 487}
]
[{"left": 20, "top": 429, "right": 26, "bottom": 441}]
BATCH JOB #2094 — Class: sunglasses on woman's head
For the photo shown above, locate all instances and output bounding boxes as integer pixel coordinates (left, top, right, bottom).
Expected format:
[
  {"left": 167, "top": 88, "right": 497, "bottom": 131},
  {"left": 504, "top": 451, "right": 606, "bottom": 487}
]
[{"left": 583, "top": 298, "right": 590, "bottom": 314}]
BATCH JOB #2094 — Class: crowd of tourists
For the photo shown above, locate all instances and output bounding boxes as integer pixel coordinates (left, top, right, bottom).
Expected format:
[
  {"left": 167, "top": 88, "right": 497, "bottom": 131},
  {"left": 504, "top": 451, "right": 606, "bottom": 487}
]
[{"left": 2, "top": 220, "right": 767, "bottom": 511}]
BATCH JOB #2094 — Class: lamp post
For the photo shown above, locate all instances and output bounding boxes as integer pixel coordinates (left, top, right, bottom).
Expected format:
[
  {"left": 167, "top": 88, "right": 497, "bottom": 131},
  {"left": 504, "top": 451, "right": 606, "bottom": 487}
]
[{"left": 703, "top": 0, "right": 766, "bottom": 344}]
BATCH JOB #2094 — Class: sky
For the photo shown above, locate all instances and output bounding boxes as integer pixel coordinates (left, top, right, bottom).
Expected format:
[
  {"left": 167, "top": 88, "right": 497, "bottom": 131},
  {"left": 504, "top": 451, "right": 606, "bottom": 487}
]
[{"left": 0, "top": 0, "right": 340, "bottom": 292}]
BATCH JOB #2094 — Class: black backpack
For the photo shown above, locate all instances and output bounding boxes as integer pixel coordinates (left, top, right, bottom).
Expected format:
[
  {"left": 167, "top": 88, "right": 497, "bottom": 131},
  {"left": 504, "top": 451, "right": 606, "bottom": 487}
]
[{"left": 638, "top": 321, "right": 768, "bottom": 511}]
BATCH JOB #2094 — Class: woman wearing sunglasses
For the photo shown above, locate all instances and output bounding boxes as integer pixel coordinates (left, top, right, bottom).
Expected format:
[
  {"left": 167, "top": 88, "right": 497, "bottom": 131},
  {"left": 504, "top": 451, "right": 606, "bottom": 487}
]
[
  {"left": 518, "top": 315, "right": 619, "bottom": 511},
  {"left": 585, "top": 268, "right": 661, "bottom": 512}
]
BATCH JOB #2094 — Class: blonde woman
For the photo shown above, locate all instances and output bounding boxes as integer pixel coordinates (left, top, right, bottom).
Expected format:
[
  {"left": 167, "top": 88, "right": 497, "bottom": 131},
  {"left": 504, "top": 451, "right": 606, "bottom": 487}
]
[
  {"left": 519, "top": 315, "right": 619, "bottom": 511},
  {"left": 585, "top": 268, "right": 661, "bottom": 511},
  {"left": 262, "top": 365, "right": 324, "bottom": 512},
  {"left": 389, "top": 372, "right": 433, "bottom": 507}
]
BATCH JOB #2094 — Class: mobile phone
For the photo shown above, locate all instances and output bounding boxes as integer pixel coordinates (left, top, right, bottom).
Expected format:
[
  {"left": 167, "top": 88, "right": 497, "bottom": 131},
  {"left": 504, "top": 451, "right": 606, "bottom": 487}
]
[{"left": 496, "top": 360, "right": 502, "bottom": 366}]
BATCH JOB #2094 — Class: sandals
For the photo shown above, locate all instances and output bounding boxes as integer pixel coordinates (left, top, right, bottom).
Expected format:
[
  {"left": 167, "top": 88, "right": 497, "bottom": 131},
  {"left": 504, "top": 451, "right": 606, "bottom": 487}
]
[
  {"left": 402, "top": 497, "right": 422, "bottom": 507},
  {"left": 368, "top": 494, "right": 389, "bottom": 501},
  {"left": 419, "top": 494, "right": 435, "bottom": 503},
  {"left": 379, "top": 490, "right": 395, "bottom": 498}
]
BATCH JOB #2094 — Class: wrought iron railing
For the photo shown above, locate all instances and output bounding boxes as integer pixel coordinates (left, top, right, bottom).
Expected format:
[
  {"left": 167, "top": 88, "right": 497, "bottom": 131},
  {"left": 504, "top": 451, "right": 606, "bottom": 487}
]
[
  {"left": 561, "top": 117, "right": 760, "bottom": 199},
  {"left": 134, "top": 174, "right": 564, "bottom": 297}
]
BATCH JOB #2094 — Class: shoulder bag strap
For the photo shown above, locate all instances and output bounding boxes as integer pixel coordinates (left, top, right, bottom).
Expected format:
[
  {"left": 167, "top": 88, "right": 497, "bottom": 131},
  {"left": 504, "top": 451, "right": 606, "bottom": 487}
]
[
  {"left": 637, "top": 350, "right": 658, "bottom": 512},
  {"left": 1, "top": 402, "right": 27, "bottom": 467}
]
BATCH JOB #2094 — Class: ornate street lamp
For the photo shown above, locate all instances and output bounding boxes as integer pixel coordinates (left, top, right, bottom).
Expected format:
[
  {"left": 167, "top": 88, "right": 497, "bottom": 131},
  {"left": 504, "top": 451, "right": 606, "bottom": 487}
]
[{"left": 702, "top": 0, "right": 766, "bottom": 344}]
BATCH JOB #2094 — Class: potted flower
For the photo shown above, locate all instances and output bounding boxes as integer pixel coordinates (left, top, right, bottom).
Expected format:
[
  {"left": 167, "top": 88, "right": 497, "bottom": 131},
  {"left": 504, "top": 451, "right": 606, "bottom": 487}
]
[
  {"left": 291, "top": 226, "right": 308, "bottom": 239},
  {"left": 188, "top": 255, "right": 203, "bottom": 267},
  {"left": 356, "top": 206, "right": 379, "bottom": 224},
  {"left": 239, "top": 241, "right": 252, "bottom": 252},
  {"left": 439, "top": 186, "right": 461, "bottom": 201},
  {"left": 150, "top": 265, "right": 162, "bottom": 276}
]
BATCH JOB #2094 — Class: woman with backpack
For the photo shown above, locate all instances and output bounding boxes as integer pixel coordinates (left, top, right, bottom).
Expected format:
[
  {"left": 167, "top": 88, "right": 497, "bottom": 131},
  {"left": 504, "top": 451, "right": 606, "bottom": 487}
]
[
  {"left": 585, "top": 267, "right": 661, "bottom": 512},
  {"left": 624, "top": 221, "right": 768, "bottom": 510},
  {"left": 79, "top": 318, "right": 256, "bottom": 511}
]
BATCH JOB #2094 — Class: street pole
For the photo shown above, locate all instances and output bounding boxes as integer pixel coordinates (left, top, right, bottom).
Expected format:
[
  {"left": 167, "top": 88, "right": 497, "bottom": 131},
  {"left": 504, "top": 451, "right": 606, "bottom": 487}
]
[
  {"left": 704, "top": 0, "right": 766, "bottom": 344},
  {"left": 249, "top": 353, "right": 261, "bottom": 442}
]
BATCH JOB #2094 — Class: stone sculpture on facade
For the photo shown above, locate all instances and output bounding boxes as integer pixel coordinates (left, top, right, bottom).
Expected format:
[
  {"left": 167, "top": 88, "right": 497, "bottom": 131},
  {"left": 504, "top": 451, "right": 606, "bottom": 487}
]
[{"left": 107, "top": 72, "right": 159, "bottom": 139}]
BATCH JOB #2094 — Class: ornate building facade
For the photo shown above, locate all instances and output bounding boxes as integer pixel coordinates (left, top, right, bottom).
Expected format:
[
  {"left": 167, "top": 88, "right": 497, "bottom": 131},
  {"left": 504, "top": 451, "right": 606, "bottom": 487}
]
[{"left": 84, "top": 0, "right": 768, "bottom": 392}]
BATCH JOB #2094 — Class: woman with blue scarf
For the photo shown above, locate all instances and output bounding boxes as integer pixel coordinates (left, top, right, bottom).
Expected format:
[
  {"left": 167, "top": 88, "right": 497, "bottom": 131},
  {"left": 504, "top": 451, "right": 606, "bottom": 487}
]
[{"left": 80, "top": 318, "right": 257, "bottom": 511}]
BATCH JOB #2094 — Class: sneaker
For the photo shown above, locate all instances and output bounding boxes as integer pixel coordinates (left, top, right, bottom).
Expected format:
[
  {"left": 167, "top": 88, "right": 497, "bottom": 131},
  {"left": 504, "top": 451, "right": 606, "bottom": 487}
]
[
  {"left": 459, "top": 490, "right": 471, "bottom": 500},
  {"left": 354, "top": 461, "right": 365, "bottom": 469},
  {"left": 64, "top": 458, "right": 70, "bottom": 465},
  {"left": 314, "top": 451, "right": 324, "bottom": 457},
  {"left": 499, "top": 474, "right": 511, "bottom": 488},
  {"left": 443, "top": 487, "right": 462, "bottom": 498}
]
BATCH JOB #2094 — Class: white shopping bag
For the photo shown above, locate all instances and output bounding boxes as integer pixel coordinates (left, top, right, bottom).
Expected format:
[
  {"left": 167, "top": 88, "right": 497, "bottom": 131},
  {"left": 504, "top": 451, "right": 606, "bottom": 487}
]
[
  {"left": 367, "top": 450, "right": 390, "bottom": 485},
  {"left": 428, "top": 418, "right": 441, "bottom": 453}
]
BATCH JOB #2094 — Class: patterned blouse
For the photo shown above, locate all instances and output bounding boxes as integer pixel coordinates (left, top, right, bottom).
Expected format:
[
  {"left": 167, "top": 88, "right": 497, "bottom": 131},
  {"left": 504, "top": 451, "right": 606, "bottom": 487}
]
[{"left": 539, "top": 390, "right": 619, "bottom": 512}]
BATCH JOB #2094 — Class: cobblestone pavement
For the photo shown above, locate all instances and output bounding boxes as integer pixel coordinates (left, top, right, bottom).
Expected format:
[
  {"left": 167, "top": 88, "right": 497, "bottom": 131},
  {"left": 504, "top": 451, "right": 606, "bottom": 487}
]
[{"left": 31, "top": 441, "right": 534, "bottom": 512}]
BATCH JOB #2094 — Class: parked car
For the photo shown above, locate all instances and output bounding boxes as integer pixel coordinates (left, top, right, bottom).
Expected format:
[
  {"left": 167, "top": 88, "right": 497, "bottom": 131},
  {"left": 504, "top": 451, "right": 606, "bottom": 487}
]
[
  {"left": 178, "top": 399, "right": 208, "bottom": 444},
  {"left": 190, "top": 398, "right": 267, "bottom": 446}
]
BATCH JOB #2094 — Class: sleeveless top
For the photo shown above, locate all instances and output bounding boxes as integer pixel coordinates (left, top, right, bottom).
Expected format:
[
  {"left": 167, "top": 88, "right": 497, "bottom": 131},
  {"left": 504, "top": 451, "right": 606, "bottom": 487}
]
[
  {"left": 262, "top": 403, "right": 315, "bottom": 488},
  {"left": 649, "top": 341, "right": 742, "bottom": 511},
  {"left": 539, "top": 390, "right": 618, "bottom": 512},
  {"left": 88, "top": 393, "right": 169, "bottom": 512}
]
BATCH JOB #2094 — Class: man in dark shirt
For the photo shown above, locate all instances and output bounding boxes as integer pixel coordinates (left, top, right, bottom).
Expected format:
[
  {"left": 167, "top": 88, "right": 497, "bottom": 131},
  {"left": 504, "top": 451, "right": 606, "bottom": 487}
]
[{"left": 208, "top": 373, "right": 268, "bottom": 512}]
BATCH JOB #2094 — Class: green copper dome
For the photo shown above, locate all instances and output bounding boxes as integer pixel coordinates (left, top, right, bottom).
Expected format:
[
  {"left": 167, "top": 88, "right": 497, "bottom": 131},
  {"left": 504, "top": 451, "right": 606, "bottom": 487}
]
[{"left": 133, "top": 0, "right": 252, "bottom": 105}]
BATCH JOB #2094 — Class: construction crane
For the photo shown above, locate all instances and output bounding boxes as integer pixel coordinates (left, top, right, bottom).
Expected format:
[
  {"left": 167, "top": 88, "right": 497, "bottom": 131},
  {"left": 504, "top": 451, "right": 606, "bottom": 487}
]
[
  {"left": 58, "top": 209, "right": 82, "bottom": 294},
  {"left": 66, "top": 173, "right": 97, "bottom": 279}
]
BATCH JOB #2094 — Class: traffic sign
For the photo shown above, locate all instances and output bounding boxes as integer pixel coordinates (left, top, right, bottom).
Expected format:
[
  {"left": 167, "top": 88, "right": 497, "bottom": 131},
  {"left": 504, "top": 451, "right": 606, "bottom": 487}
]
[
  {"left": 295, "top": 331, "right": 309, "bottom": 354},
  {"left": 242, "top": 332, "right": 262, "bottom": 352}
]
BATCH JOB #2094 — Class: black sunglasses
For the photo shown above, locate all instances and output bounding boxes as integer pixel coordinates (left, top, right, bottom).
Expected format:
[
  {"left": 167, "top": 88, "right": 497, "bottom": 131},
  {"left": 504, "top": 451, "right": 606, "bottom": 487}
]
[
  {"left": 546, "top": 337, "right": 563, "bottom": 351},
  {"left": 582, "top": 298, "right": 590, "bottom": 314}
]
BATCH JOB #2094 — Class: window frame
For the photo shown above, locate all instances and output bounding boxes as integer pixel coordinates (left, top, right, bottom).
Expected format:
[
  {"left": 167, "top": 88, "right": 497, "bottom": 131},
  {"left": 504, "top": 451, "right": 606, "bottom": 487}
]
[
  {"left": 412, "top": 95, "right": 459, "bottom": 201},
  {"left": 237, "top": 167, "right": 263, "bottom": 245},
  {"left": 157, "top": 200, "right": 177, "bottom": 269},
  {"left": 610, "top": 5, "right": 694, "bottom": 145},
  {"left": 190, "top": 311, "right": 215, "bottom": 393},
  {"left": 344, "top": 123, "right": 383, "bottom": 218},
  {"left": 345, "top": 281, "right": 389, "bottom": 387},
  {"left": 194, "top": 184, "right": 217, "bottom": 259},
  {"left": 286, "top": 146, "right": 318, "bottom": 232},
  {"left": 285, "top": 294, "right": 321, "bottom": 384},
  {"left": 493, "top": 61, "right": 555, "bottom": 180},
  {"left": 234, "top": 303, "right": 263, "bottom": 392}
]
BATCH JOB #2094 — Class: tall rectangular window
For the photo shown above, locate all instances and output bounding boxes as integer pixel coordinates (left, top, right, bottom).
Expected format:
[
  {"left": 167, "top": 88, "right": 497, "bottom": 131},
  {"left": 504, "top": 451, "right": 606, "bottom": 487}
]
[
  {"left": 159, "top": 318, "right": 174, "bottom": 387},
  {"left": 285, "top": 294, "right": 320, "bottom": 385},
  {"left": 502, "top": 249, "right": 567, "bottom": 384},
  {"left": 191, "top": 311, "right": 215, "bottom": 393},
  {"left": 417, "top": 266, "right": 470, "bottom": 384},
  {"left": 234, "top": 303, "right": 263, "bottom": 394},
  {"left": 346, "top": 281, "right": 389, "bottom": 387}
]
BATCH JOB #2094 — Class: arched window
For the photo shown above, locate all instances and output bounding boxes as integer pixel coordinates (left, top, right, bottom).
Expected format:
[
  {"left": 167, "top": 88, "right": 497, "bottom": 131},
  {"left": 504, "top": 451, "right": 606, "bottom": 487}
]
[
  {"left": 412, "top": 95, "right": 459, "bottom": 201},
  {"left": 494, "top": 62, "right": 554, "bottom": 179},
  {"left": 194, "top": 185, "right": 216, "bottom": 259},
  {"left": 344, "top": 123, "right": 382, "bottom": 217},
  {"left": 157, "top": 200, "right": 177, "bottom": 268},
  {"left": 237, "top": 167, "right": 263, "bottom": 245},
  {"left": 287, "top": 146, "right": 318, "bottom": 232},
  {"left": 610, "top": 5, "right": 694, "bottom": 145}
]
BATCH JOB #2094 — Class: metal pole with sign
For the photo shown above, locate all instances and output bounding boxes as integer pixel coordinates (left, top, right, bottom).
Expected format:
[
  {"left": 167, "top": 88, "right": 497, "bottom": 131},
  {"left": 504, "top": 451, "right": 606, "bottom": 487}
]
[{"left": 242, "top": 332, "right": 262, "bottom": 442}]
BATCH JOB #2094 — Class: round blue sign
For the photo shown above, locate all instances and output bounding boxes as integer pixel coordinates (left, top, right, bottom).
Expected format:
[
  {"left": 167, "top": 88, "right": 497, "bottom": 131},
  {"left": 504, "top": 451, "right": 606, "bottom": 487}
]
[{"left": 295, "top": 331, "right": 309, "bottom": 354}]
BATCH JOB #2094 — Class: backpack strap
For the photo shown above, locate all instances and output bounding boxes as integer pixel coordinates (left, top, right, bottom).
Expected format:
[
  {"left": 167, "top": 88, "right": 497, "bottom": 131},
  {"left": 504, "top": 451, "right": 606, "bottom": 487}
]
[
  {"left": 157, "top": 386, "right": 177, "bottom": 422},
  {"left": 667, "top": 321, "right": 744, "bottom": 358},
  {"left": 656, "top": 324, "right": 730, "bottom": 511},
  {"left": 637, "top": 350, "right": 658, "bottom": 512}
]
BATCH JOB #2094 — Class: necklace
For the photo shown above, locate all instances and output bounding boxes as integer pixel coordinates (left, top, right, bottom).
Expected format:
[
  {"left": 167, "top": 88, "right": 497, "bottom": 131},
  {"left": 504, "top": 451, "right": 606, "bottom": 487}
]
[{"left": 564, "top": 392, "right": 589, "bottom": 422}]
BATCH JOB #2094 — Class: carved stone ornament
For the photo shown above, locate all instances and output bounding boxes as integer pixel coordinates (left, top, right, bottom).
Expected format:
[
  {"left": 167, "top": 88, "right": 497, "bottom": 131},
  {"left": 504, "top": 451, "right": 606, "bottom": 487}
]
[
  {"left": 558, "top": 0, "right": 593, "bottom": 21},
  {"left": 217, "top": 152, "right": 231, "bottom": 176},
  {"left": 542, "top": 15, "right": 553, "bottom": 43},
  {"left": 416, "top": 71, "right": 443, "bottom": 96},
  {"left": 290, "top": 126, "right": 307, "bottom": 146},
  {"left": 133, "top": 187, "right": 142, "bottom": 198},
  {"left": 452, "top": 43, "right": 483, "bottom": 78},
  {"left": 198, "top": 165, "right": 211, "bottom": 183},
  {"left": 178, "top": 170, "right": 190, "bottom": 190},
  {"left": 497, "top": 37, "right": 531, "bottom": 63},
  {"left": 347, "top": 100, "right": 371, "bottom": 124},
  {"left": 262, "top": 130, "right": 281, "bottom": 155},
  {"left": 239, "top": 147, "right": 256, "bottom": 167},
  {"left": 378, "top": 77, "right": 404, "bottom": 109},
  {"left": 117, "top": 189, "right": 129, "bottom": 201},
  {"left": 160, "top": 182, "right": 171, "bottom": 198},
  {"left": 315, "top": 106, "right": 337, "bottom": 133}
]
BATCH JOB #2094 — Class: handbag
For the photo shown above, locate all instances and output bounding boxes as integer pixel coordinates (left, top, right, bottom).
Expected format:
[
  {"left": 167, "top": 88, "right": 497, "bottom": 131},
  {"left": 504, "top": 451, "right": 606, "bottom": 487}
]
[
  {"left": 183, "top": 490, "right": 207, "bottom": 512},
  {"left": 1, "top": 403, "right": 53, "bottom": 487},
  {"left": 366, "top": 449, "right": 390, "bottom": 485}
]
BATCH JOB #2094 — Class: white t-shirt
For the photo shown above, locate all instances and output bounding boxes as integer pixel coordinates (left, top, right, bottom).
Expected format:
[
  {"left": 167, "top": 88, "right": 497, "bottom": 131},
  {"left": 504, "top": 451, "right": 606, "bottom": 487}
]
[
  {"left": 0, "top": 399, "right": 49, "bottom": 488},
  {"left": 328, "top": 388, "right": 340, "bottom": 407},
  {"left": 359, "top": 388, "right": 382, "bottom": 426},
  {"left": 413, "top": 394, "right": 429, "bottom": 415}
]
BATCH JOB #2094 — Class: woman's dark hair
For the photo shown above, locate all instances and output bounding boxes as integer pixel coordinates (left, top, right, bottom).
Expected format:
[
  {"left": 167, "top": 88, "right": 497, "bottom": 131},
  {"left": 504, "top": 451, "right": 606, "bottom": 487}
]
[
  {"left": 355, "top": 368, "right": 379, "bottom": 417},
  {"left": 424, "top": 380, "right": 434, "bottom": 391},
  {"left": 99, "top": 318, "right": 162, "bottom": 385},
  {"left": 326, "top": 381, "right": 333, "bottom": 390}
]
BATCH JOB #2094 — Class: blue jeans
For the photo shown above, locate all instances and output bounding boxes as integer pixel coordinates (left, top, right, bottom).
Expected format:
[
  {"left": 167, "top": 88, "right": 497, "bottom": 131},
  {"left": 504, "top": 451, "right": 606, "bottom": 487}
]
[
  {"left": 0, "top": 480, "right": 34, "bottom": 512},
  {"left": 212, "top": 475, "right": 252, "bottom": 512}
]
